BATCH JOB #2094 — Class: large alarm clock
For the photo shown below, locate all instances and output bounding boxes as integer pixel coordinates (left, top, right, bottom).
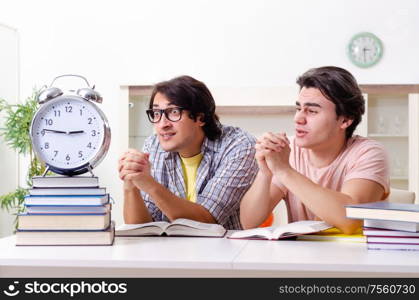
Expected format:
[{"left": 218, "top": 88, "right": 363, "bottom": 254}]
[{"left": 30, "top": 75, "right": 111, "bottom": 176}]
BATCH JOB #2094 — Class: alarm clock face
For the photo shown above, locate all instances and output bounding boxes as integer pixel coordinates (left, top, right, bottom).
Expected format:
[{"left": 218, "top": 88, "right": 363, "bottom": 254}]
[
  {"left": 30, "top": 95, "right": 110, "bottom": 175},
  {"left": 347, "top": 32, "right": 383, "bottom": 68}
]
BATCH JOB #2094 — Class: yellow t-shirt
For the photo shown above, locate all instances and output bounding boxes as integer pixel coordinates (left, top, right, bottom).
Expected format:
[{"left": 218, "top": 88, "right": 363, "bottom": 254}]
[{"left": 180, "top": 153, "right": 204, "bottom": 203}]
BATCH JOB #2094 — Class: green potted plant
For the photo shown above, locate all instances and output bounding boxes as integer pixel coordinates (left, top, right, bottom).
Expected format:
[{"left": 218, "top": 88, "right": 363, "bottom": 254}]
[{"left": 0, "top": 89, "right": 48, "bottom": 224}]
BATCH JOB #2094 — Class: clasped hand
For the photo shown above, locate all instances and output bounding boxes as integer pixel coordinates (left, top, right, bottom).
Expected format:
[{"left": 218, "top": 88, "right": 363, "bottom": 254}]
[
  {"left": 118, "top": 149, "right": 153, "bottom": 191},
  {"left": 255, "top": 132, "right": 291, "bottom": 177}
]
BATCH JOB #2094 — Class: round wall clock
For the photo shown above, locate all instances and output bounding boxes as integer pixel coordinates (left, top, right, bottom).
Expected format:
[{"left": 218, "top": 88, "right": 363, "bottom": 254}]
[
  {"left": 347, "top": 32, "right": 383, "bottom": 68},
  {"left": 30, "top": 75, "right": 111, "bottom": 176}
]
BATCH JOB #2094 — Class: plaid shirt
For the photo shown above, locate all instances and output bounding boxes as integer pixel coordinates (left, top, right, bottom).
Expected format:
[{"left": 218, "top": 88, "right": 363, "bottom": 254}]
[{"left": 141, "top": 125, "right": 258, "bottom": 230}]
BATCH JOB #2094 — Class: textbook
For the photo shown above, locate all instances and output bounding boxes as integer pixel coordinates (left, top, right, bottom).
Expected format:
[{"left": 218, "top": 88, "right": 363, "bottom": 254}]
[
  {"left": 228, "top": 220, "right": 332, "bottom": 240},
  {"left": 24, "top": 194, "right": 110, "bottom": 206},
  {"left": 345, "top": 201, "right": 419, "bottom": 223},
  {"left": 32, "top": 176, "right": 99, "bottom": 188},
  {"left": 25, "top": 203, "right": 111, "bottom": 214},
  {"left": 18, "top": 211, "right": 110, "bottom": 230},
  {"left": 363, "top": 227, "right": 419, "bottom": 237},
  {"left": 28, "top": 187, "right": 106, "bottom": 196},
  {"left": 367, "top": 236, "right": 419, "bottom": 244},
  {"left": 115, "top": 218, "right": 226, "bottom": 237},
  {"left": 296, "top": 227, "right": 366, "bottom": 243},
  {"left": 364, "top": 219, "right": 419, "bottom": 232},
  {"left": 16, "top": 222, "right": 115, "bottom": 246}
]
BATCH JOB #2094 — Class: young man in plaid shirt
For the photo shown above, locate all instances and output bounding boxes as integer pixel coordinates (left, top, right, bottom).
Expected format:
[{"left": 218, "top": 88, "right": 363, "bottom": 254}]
[{"left": 119, "top": 76, "right": 258, "bottom": 229}]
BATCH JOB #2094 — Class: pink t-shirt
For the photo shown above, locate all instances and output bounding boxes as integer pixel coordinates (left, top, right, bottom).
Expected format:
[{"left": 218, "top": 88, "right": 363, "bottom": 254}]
[{"left": 276, "top": 135, "right": 390, "bottom": 222}]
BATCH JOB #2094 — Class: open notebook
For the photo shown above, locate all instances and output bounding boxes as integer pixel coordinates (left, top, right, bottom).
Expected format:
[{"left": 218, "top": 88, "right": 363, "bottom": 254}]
[
  {"left": 116, "top": 218, "right": 226, "bottom": 237},
  {"left": 229, "top": 220, "right": 332, "bottom": 240}
]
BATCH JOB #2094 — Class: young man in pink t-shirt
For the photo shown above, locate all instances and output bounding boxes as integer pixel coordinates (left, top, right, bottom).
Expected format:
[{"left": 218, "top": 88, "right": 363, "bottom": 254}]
[{"left": 240, "top": 66, "right": 390, "bottom": 234}]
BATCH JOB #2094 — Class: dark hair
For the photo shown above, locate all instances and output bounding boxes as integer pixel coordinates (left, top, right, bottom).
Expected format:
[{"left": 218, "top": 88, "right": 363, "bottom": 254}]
[
  {"left": 149, "top": 75, "right": 222, "bottom": 140},
  {"left": 296, "top": 66, "right": 365, "bottom": 139}
]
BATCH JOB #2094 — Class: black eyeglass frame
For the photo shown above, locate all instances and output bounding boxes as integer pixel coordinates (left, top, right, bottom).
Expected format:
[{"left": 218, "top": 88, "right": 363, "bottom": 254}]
[{"left": 146, "top": 107, "right": 186, "bottom": 123}]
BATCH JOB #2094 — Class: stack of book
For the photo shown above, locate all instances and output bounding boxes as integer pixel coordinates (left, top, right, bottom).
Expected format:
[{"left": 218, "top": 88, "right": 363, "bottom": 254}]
[
  {"left": 16, "top": 176, "right": 114, "bottom": 246},
  {"left": 345, "top": 201, "right": 419, "bottom": 251}
]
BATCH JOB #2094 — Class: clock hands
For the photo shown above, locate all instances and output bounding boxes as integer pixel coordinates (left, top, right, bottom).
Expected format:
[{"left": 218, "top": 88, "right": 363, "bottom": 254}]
[
  {"left": 42, "top": 129, "right": 66, "bottom": 134},
  {"left": 42, "top": 129, "right": 85, "bottom": 135},
  {"left": 362, "top": 47, "right": 371, "bottom": 62},
  {"left": 68, "top": 130, "right": 85, "bottom": 134}
]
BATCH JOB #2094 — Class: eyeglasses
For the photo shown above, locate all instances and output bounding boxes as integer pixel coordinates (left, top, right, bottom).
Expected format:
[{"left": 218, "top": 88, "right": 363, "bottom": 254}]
[{"left": 146, "top": 107, "right": 185, "bottom": 123}]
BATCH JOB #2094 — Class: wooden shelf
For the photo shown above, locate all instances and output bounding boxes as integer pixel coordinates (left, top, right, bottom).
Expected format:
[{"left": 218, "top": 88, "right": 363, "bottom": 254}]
[
  {"left": 360, "top": 84, "right": 419, "bottom": 94},
  {"left": 128, "top": 84, "right": 419, "bottom": 97},
  {"left": 216, "top": 105, "right": 295, "bottom": 115},
  {"left": 127, "top": 86, "right": 296, "bottom": 115},
  {"left": 368, "top": 134, "right": 408, "bottom": 138},
  {"left": 391, "top": 177, "right": 408, "bottom": 181}
]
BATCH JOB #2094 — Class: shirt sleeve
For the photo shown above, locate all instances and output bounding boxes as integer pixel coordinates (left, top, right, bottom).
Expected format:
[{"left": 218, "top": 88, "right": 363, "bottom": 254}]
[
  {"left": 344, "top": 142, "right": 390, "bottom": 199},
  {"left": 197, "top": 136, "right": 258, "bottom": 227},
  {"left": 140, "top": 136, "right": 164, "bottom": 222}
]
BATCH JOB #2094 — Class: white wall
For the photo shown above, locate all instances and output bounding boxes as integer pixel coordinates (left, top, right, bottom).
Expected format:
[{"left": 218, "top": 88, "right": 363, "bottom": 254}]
[
  {"left": 0, "top": 0, "right": 418, "bottom": 229},
  {"left": 0, "top": 23, "right": 19, "bottom": 237}
]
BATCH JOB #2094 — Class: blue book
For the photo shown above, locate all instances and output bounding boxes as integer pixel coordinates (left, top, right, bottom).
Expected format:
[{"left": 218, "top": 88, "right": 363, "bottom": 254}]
[
  {"left": 25, "top": 203, "right": 111, "bottom": 214},
  {"left": 24, "top": 194, "right": 109, "bottom": 206},
  {"left": 28, "top": 187, "right": 106, "bottom": 196},
  {"left": 346, "top": 201, "right": 419, "bottom": 223},
  {"left": 364, "top": 219, "right": 419, "bottom": 232}
]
